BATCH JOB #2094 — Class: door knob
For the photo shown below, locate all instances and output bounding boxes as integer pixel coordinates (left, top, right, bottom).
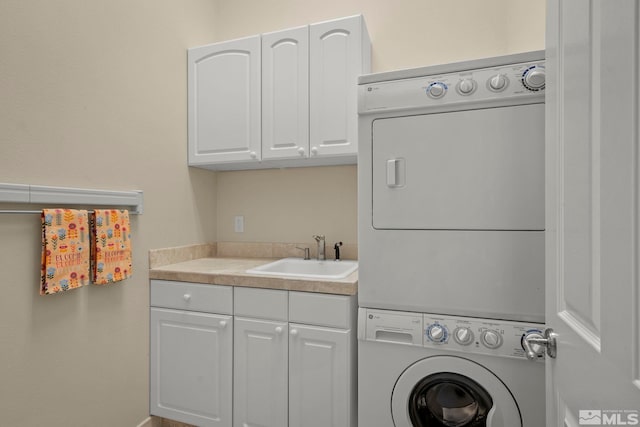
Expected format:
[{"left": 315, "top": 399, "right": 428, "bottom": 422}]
[{"left": 522, "top": 328, "right": 557, "bottom": 360}]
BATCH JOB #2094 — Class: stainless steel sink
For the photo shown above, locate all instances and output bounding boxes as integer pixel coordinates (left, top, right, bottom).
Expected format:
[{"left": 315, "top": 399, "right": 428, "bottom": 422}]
[{"left": 246, "top": 257, "right": 358, "bottom": 279}]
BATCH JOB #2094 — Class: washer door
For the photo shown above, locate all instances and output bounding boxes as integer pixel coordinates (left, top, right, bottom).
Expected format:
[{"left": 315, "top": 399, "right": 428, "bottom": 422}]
[{"left": 391, "top": 356, "right": 522, "bottom": 427}]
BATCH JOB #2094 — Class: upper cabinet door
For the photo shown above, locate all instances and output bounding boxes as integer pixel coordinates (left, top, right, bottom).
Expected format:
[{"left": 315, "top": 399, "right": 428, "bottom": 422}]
[
  {"left": 188, "top": 36, "right": 261, "bottom": 166},
  {"left": 262, "top": 26, "right": 309, "bottom": 160},
  {"left": 309, "top": 15, "right": 371, "bottom": 158}
]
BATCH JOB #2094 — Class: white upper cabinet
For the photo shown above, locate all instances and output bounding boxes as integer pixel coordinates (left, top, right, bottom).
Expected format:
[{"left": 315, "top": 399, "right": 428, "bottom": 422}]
[
  {"left": 187, "top": 15, "right": 371, "bottom": 170},
  {"left": 310, "top": 15, "right": 370, "bottom": 158},
  {"left": 262, "top": 26, "right": 309, "bottom": 161},
  {"left": 188, "top": 35, "right": 261, "bottom": 166}
]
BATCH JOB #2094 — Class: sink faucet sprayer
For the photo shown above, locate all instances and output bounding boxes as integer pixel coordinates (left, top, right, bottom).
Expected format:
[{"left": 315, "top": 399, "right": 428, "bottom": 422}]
[
  {"left": 313, "top": 235, "right": 326, "bottom": 260},
  {"left": 334, "top": 241, "right": 343, "bottom": 261}
]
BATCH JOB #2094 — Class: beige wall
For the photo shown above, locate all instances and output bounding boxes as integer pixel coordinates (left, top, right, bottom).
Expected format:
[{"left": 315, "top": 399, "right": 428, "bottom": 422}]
[
  {"left": 213, "top": 0, "right": 546, "bottom": 247},
  {"left": 0, "top": 1, "right": 218, "bottom": 426},
  {"left": 0, "top": 0, "right": 544, "bottom": 426}
]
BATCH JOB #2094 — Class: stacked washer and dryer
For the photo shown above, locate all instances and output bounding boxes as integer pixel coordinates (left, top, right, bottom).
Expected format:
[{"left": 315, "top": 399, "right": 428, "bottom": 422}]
[{"left": 357, "top": 51, "right": 547, "bottom": 427}]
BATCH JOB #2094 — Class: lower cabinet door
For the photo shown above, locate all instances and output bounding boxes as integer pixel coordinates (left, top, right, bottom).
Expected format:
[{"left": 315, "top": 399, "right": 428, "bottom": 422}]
[
  {"left": 150, "top": 308, "right": 232, "bottom": 427},
  {"left": 289, "top": 324, "right": 352, "bottom": 427},
  {"left": 233, "top": 317, "right": 288, "bottom": 427}
]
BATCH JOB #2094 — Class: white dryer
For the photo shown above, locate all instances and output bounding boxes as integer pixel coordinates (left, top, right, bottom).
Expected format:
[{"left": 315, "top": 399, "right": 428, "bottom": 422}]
[
  {"left": 358, "top": 308, "right": 545, "bottom": 427},
  {"left": 357, "top": 51, "right": 546, "bottom": 322}
]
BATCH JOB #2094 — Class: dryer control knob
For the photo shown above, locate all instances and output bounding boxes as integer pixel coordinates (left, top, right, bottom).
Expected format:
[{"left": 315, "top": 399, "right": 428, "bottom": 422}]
[
  {"left": 488, "top": 74, "right": 508, "bottom": 91},
  {"left": 426, "top": 82, "right": 447, "bottom": 99},
  {"left": 457, "top": 78, "right": 476, "bottom": 95},
  {"left": 481, "top": 329, "right": 503, "bottom": 349},
  {"left": 453, "top": 327, "right": 474, "bottom": 345},
  {"left": 427, "top": 323, "right": 448, "bottom": 343},
  {"left": 522, "top": 66, "right": 546, "bottom": 91}
]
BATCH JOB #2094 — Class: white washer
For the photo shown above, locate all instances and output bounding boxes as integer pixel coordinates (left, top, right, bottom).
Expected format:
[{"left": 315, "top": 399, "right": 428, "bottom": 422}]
[
  {"left": 357, "top": 51, "right": 546, "bottom": 322},
  {"left": 358, "top": 308, "right": 545, "bottom": 427}
]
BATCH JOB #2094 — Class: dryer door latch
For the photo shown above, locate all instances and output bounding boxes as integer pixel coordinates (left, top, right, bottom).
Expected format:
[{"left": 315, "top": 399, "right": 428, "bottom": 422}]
[{"left": 523, "top": 328, "right": 558, "bottom": 360}]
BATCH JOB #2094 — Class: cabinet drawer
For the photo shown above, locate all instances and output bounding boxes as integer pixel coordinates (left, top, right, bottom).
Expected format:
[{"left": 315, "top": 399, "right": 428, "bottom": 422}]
[
  {"left": 289, "top": 292, "right": 354, "bottom": 329},
  {"left": 234, "top": 287, "right": 288, "bottom": 321},
  {"left": 150, "top": 280, "right": 232, "bottom": 314}
]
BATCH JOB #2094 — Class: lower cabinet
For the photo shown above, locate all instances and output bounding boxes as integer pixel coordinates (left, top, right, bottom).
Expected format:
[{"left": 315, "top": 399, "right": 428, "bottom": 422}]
[
  {"left": 289, "top": 324, "right": 352, "bottom": 427},
  {"left": 150, "top": 280, "right": 356, "bottom": 427},
  {"left": 150, "top": 308, "right": 233, "bottom": 427},
  {"left": 233, "top": 317, "right": 288, "bottom": 427}
]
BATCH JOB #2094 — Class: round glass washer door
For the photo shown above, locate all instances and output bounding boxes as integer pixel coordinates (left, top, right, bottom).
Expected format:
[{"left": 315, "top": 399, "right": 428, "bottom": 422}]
[{"left": 391, "top": 356, "right": 521, "bottom": 427}]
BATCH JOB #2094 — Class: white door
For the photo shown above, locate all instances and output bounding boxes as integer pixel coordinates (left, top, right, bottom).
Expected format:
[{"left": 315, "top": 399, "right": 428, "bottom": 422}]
[
  {"left": 150, "top": 308, "right": 233, "bottom": 427},
  {"left": 188, "top": 35, "right": 261, "bottom": 165},
  {"left": 233, "top": 317, "right": 288, "bottom": 427},
  {"left": 262, "top": 25, "right": 309, "bottom": 160},
  {"left": 546, "top": 1, "right": 640, "bottom": 425},
  {"left": 289, "top": 324, "right": 353, "bottom": 427},
  {"left": 309, "top": 15, "right": 369, "bottom": 158}
]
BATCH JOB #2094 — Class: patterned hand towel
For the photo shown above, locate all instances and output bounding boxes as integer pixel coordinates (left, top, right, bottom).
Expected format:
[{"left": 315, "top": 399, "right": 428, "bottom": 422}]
[
  {"left": 40, "top": 209, "right": 91, "bottom": 295},
  {"left": 91, "top": 209, "right": 132, "bottom": 284}
]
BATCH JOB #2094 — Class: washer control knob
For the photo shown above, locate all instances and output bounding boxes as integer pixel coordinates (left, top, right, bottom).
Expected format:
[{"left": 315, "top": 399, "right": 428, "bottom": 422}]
[
  {"left": 488, "top": 74, "right": 508, "bottom": 91},
  {"left": 521, "top": 329, "right": 545, "bottom": 358},
  {"left": 453, "top": 327, "right": 474, "bottom": 345},
  {"left": 427, "top": 323, "right": 448, "bottom": 343},
  {"left": 426, "top": 82, "right": 447, "bottom": 99},
  {"left": 481, "top": 329, "right": 503, "bottom": 349},
  {"left": 522, "top": 66, "right": 546, "bottom": 91},
  {"left": 457, "top": 78, "right": 476, "bottom": 95}
]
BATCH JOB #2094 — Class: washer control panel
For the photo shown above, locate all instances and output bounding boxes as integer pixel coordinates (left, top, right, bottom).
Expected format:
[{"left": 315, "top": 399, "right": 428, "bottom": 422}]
[
  {"left": 359, "top": 308, "right": 545, "bottom": 361},
  {"left": 423, "top": 314, "right": 544, "bottom": 360},
  {"left": 360, "top": 60, "right": 545, "bottom": 113}
]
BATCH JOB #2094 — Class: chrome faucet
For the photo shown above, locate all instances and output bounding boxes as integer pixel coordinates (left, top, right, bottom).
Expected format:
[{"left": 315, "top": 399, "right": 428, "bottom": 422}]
[{"left": 313, "top": 235, "right": 326, "bottom": 260}]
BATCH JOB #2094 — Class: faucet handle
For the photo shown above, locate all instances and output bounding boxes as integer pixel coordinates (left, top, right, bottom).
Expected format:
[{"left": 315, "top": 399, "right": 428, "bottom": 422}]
[{"left": 295, "top": 247, "right": 311, "bottom": 260}]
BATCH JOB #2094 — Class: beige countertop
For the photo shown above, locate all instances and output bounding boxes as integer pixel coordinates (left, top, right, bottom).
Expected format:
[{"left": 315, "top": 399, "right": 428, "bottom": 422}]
[{"left": 149, "top": 257, "right": 358, "bottom": 296}]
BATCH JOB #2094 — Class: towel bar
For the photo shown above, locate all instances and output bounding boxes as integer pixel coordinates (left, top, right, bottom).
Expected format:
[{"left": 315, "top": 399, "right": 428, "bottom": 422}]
[
  {"left": 0, "top": 210, "right": 134, "bottom": 215},
  {"left": 0, "top": 183, "right": 143, "bottom": 214}
]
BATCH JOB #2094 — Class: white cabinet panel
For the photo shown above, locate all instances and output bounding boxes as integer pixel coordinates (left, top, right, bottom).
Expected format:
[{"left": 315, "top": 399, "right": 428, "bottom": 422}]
[
  {"left": 289, "top": 291, "right": 354, "bottom": 329},
  {"left": 188, "top": 35, "right": 261, "bottom": 165},
  {"left": 262, "top": 26, "right": 309, "bottom": 160},
  {"left": 234, "top": 287, "right": 288, "bottom": 321},
  {"left": 150, "top": 308, "right": 232, "bottom": 427},
  {"left": 234, "top": 317, "right": 288, "bottom": 427},
  {"left": 289, "top": 324, "right": 353, "bottom": 427},
  {"left": 150, "top": 280, "right": 233, "bottom": 314},
  {"left": 310, "top": 15, "right": 370, "bottom": 159}
]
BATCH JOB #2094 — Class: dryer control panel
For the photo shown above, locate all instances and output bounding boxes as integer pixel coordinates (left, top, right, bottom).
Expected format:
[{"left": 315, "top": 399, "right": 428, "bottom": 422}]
[
  {"left": 359, "top": 308, "right": 546, "bottom": 361},
  {"left": 359, "top": 60, "right": 545, "bottom": 113}
]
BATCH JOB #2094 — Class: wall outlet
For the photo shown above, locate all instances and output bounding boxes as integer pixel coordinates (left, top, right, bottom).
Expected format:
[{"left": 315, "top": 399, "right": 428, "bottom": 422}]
[{"left": 234, "top": 215, "right": 244, "bottom": 233}]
